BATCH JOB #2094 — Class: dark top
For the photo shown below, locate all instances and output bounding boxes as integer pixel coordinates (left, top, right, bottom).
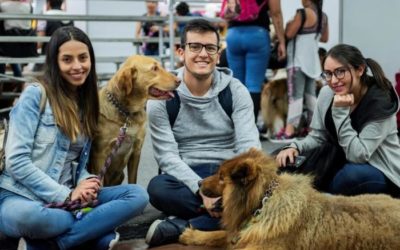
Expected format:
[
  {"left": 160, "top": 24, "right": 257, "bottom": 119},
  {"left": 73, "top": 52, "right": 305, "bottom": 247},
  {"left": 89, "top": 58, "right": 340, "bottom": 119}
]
[
  {"left": 142, "top": 11, "right": 160, "bottom": 51},
  {"left": 228, "top": 0, "right": 270, "bottom": 30}
]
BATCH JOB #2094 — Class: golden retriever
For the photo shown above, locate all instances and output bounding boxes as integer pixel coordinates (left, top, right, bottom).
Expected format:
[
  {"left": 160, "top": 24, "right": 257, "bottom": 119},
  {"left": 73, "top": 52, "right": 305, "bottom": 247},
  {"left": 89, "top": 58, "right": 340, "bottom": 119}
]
[
  {"left": 179, "top": 148, "right": 400, "bottom": 250},
  {"left": 89, "top": 55, "right": 180, "bottom": 186}
]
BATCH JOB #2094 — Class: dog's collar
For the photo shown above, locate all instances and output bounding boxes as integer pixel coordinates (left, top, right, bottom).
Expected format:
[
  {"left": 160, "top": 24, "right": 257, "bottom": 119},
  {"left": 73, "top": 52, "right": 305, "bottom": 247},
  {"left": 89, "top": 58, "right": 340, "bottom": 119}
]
[
  {"left": 105, "top": 90, "right": 133, "bottom": 121},
  {"left": 231, "top": 178, "right": 280, "bottom": 245},
  {"left": 252, "top": 178, "right": 279, "bottom": 217}
]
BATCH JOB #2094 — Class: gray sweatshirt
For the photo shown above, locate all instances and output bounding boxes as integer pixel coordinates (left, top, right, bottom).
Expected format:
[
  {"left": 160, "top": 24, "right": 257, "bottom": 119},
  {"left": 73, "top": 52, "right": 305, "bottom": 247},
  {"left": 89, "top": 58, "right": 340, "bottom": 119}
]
[
  {"left": 147, "top": 67, "right": 261, "bottom": 193},
  {"left": 291, "top": 85, "right": 400, "bottom": 188}
]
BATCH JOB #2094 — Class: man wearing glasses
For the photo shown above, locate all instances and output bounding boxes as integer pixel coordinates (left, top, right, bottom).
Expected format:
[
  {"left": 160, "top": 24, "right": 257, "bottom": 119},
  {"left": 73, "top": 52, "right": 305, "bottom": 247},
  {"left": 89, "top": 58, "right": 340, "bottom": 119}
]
[{"left": 145, "top": 19, "right": 261, "bottom": 247}]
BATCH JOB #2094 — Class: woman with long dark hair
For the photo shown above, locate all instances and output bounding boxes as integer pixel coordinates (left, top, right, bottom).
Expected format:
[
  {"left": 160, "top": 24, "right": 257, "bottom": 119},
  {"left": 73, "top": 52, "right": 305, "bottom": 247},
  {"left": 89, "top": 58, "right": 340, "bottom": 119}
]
[
  {"left": 277, "top": 44, "right": 400, "bottom": 197},
  {"left": 0, "top": 26, "right": 148, "bottom": 250},
  {"left": 274, "top": 0, "right": 329, "bottom": 140}
]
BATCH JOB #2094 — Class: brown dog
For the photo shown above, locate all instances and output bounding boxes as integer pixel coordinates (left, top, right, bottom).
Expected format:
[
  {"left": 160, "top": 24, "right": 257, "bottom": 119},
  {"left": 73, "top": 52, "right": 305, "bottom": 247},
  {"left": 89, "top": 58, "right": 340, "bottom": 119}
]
[
  {"left": 260, "top": 77, "right": 324, "bottom": 138},
  {"left": 260, "top": 78, "right": 288, "bottom": 138},
  {"left": 180, "top": 148, "right": 400, "bottom": 249},
  {"left": 89, "top": 55, "right": 180, "bottom": 186}
]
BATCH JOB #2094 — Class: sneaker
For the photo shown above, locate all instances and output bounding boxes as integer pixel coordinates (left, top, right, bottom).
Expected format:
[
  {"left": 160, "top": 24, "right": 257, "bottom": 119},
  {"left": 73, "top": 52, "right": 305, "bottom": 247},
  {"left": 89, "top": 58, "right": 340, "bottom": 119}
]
[
  {"left": 94, "top": 230, "right": 120, "bottom": 250},
  {"left": 268, "top": 128, "right": 296, "bottom": 144},
  {"left": 145, "top": 217, "right": 188, "bottom": 247},
  {"left": 18, "top": 237, "right": 59, "bottom": 250}
]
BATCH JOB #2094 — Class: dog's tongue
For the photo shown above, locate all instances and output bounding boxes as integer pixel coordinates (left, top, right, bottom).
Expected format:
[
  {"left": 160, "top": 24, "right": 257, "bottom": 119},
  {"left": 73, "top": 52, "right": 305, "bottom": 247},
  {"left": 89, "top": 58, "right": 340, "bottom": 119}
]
[{"left": 150, "top": 87, "right": 174, "bottom": 99}]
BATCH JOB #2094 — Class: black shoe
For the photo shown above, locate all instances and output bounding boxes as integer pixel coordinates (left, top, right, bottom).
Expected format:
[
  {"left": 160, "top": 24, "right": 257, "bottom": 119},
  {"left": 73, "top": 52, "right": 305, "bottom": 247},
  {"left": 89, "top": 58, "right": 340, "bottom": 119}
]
[
  {"left": 145, "top": 217, "right": 188, "bottom": 247},
  {"left": 18, "top": 237, "right": 59, "bottom": 250}
]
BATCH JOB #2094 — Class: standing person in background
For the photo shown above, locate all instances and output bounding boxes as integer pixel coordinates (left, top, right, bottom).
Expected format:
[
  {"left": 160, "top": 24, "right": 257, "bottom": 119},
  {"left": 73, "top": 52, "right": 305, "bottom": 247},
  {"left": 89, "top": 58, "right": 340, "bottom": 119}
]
[
  {"left": 225, "top": 0, "right": 286, "bottom": 122},
  {"left": 276, "top": 0, "right": 328, "bottom": 140},
  {"left": 33, "top": 0, "right": 73, "bottom": 72},
  {"left": 175, "top": 1, "right": 201, "bottom": 37},
  {"left": 0, "top": 26, "right": 148, "bottom": 250},
  {"left": 0, "top": 0, "right": 33, "bottom": 76},
  {"left": 276, "top": 44, "right": 400, "bottom": 196},
  {"left": 135, "top": 0, "right": 169, "bottom": 56}
]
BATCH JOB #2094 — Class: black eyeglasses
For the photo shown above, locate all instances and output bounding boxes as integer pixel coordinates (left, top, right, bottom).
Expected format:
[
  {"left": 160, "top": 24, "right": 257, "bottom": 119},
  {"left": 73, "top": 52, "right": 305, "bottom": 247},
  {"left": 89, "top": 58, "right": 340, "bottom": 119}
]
[
  {"left": 185, "top": 43, "right": 220, "bottom": 55},
  {"left": 321, "top": 67, "right": 349, "bottom": 81}
]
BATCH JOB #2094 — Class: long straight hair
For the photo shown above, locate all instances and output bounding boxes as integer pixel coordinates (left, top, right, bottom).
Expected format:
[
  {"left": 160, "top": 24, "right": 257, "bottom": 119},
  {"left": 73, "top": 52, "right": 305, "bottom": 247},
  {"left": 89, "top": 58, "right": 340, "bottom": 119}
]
[{"left": 42, "top": 26, "right": 99, "bottom": 141}]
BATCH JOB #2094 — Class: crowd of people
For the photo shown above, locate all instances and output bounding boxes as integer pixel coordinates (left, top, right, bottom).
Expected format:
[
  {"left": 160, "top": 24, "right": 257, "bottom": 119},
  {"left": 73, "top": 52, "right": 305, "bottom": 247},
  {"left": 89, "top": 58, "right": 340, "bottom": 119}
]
[{"left": 0, "top": 0, "right": 400, "bottom": 249}]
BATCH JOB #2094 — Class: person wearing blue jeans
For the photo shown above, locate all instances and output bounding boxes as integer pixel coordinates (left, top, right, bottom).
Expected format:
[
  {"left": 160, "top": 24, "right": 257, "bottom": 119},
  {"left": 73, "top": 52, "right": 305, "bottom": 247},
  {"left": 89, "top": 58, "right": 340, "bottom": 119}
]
[
  {"left": 276, "top": 44, "right": 400, "bottom": 197},
  {"left": 226, "top": 26, "right": 269, "bottom": 120},
  {"left": 0, "top": 185, "right": 148, "bottom": 250},
  {"left": 0, "top": 26, "right": 149, "bottom": 250},
  {"left": 226, "top": 0, "right": 286, "bottom": 121},
  {"left": 329, "top": 163, "right": 394, "bottom": 196},
  {"left": 0, "top": 63, "right": 22, "bottom": 77},
  {"left": 145, "top": 19, "right": 261, "bottom": 247}
]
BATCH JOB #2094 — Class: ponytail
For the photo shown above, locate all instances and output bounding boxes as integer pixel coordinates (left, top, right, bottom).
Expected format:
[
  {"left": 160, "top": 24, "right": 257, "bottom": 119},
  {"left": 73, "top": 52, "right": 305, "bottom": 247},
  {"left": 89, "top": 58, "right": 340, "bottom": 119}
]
[
  {"left": 312, "top": 0, "right": 323, "bottom": 37},
  {"left": 364, "top": 58, "right": 391, "bottom": 91}
]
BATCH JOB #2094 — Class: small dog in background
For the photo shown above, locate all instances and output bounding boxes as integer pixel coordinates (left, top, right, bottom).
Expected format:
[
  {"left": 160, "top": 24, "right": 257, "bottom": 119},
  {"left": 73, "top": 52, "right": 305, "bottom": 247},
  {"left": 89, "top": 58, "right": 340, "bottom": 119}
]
[
  {"left": 260, "top": 69, "right": 324, "bottom": 139},
  {"left": 260, "top": 77, "right": 288, "bottom": 138}
]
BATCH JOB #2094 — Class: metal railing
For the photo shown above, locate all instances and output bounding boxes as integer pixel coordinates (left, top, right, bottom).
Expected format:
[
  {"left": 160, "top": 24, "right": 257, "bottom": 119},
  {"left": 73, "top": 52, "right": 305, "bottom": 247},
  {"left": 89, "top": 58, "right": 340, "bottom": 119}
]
[{"left": 0, "top": 1, "right": 224, "bottom": 112}]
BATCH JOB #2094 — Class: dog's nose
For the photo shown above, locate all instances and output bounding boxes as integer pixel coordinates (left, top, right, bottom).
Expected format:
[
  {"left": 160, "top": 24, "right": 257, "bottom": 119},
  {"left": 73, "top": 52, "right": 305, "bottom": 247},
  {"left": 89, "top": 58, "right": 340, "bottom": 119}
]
[{"left": 175, "top": 78, "right": 181, "bottom": 87}]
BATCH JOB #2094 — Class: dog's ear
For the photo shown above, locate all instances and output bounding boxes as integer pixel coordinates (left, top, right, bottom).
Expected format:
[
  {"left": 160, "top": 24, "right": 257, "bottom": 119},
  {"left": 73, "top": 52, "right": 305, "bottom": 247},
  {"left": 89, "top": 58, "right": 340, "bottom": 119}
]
[
  {"left": 230, "top": 161, "right": 257, "bottom": 186},
  {"left": 116, "top": 67, "right": 137, "bottom": 95}
]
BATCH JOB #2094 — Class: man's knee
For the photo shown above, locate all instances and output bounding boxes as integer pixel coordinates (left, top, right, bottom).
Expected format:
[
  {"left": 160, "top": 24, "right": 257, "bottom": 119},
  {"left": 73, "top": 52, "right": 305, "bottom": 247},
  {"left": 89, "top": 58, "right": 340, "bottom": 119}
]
[{"left": 147, "top": 175, "right": 174, "bottom": 204}]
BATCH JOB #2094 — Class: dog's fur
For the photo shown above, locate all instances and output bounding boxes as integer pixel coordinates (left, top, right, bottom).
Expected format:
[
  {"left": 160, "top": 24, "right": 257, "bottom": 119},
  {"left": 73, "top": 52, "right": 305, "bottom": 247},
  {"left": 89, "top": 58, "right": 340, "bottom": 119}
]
[
  {"left": 180, "top": 148, "right": 400, "bottom": 250},
  {"left": 89, "top": 55, "right": 179, "bottom": 186},
  {"left": 260, "top": 78, "right": 288, "bottom": 137},
  {"left": 260, "top": 76, "right": 324, "bottom": 138}
]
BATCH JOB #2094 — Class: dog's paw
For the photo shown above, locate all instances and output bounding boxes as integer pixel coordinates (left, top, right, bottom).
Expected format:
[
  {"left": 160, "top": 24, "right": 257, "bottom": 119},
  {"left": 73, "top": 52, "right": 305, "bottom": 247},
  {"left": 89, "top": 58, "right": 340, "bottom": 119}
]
[
  {"left": 179, "top": 228, "right": 227, "bottom": 247},
  {"left": 179, "top": 228, "right": 201, "bottom": 245}
]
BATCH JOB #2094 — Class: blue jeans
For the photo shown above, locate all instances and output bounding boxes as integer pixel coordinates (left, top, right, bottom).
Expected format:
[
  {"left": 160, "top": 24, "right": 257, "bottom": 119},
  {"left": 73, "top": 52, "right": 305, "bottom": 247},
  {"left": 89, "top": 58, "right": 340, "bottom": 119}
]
[
  {"left": 329, "top": 163, "right": 394, "bottom": 196},
  {"left": 226, "top": 26, "right": 270, "bottom": 94},
  {"left": 143, "top": 47, "right": 159, "bottom": 56},
  {"left": 147, "top": 164, "right": 220, "bottom": 231},
  {"left": 0, "top": 63, "right": 22, "bottom": 77},
  {"left": 0, "top": 184, "right": 148, "bottom": 250}
]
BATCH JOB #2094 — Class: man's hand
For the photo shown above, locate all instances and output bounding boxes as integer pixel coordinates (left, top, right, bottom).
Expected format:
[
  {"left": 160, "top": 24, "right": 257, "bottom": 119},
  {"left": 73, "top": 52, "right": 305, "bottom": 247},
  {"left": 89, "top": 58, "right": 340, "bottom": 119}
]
[
  {"left": 71, "top": 178, "right": 101, "bottom": 203},
  {"left": 333, "top": 94, "right": 354, "bottom": 107},
  {"left": 199, "top": 189, "right": 222, "bottom": 218}
]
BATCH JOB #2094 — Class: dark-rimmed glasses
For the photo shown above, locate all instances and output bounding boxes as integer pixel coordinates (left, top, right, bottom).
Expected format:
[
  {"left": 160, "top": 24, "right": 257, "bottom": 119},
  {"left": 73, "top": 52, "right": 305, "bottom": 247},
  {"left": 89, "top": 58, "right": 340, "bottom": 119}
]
[
  {"left": 185, "top": 43, "right": 220, "bottom": 55},
  {"left": 321, "top": 67, "right": 349, "bottom": 81}
]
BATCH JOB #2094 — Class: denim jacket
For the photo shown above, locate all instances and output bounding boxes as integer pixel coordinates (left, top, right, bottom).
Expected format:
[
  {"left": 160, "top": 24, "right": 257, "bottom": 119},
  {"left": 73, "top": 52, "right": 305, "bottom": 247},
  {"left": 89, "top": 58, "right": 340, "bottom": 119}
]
[{"left": 0, "top": 84, "right": 95, "bottom": 203}]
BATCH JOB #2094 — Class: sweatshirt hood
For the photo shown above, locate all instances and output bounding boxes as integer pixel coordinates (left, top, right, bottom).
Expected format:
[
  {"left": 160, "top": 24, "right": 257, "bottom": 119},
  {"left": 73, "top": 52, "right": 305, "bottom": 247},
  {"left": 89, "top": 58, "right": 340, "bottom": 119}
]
[{"left": 171, "top": 67, "right": 234, "bottom": 105}]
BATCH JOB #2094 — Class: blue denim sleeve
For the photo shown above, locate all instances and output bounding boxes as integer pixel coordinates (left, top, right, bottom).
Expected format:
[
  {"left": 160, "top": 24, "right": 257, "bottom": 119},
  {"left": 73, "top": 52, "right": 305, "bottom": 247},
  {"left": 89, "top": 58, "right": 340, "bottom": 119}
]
[{"left": 5, "top": 85, "right": 70, "bottom": 203}]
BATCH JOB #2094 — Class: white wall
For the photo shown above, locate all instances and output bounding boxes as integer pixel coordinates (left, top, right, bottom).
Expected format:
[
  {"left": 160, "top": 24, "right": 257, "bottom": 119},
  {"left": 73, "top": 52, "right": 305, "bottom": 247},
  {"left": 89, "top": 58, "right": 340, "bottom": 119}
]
[
  {"left": 281, "top": 0, "right": 340, "bottom": 51},
  {"left": 342, "top": 0, "right": 400, "bottom": 84}
]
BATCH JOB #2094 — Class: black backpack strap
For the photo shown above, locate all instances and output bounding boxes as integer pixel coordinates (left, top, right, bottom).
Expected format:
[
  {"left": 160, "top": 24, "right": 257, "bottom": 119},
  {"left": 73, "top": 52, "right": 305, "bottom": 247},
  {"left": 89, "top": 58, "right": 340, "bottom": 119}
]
[
  {"left": 218, "top": 85, "right": 233, "bottom": 119},
  {"left": 166, "top": 90, "right": 180, "bottom": 128},
  {"left": 166, "top": 86, "right": 233, "bottom": 128},
  {"left": 292, "top": 8, "right": 306, "bottom": 61},
  {"left": 299, "top": 9, "right": 306, "bottom": 30}
]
